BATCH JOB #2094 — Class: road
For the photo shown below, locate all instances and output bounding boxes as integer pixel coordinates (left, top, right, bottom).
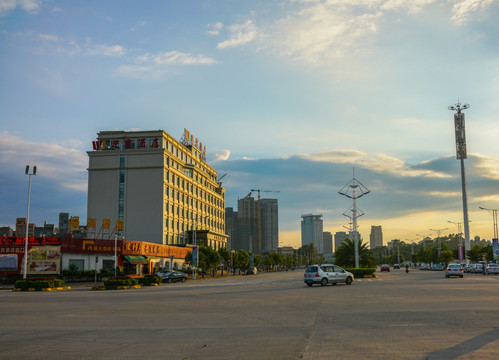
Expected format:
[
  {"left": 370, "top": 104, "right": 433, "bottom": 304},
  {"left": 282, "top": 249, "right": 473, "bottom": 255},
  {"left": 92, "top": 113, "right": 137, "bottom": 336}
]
[{"left": 1, "top": 269, "right": 498, "bottom": 359}]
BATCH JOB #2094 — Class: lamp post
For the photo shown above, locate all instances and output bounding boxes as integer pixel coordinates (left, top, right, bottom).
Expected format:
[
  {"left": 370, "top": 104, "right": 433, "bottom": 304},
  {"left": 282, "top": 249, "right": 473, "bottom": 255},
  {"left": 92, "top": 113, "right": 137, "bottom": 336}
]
[
  {"left": 429, "top": 228, "right": 448, "bottom": 257},
  {"left": 479, "top": 207, "right": 498, "bottom": 240},
  {"left": 23, "top": 165, "right": 36, "bottom": 279},
  {"left": 448, "top": 220, "right": 468, "bottom": 261}
]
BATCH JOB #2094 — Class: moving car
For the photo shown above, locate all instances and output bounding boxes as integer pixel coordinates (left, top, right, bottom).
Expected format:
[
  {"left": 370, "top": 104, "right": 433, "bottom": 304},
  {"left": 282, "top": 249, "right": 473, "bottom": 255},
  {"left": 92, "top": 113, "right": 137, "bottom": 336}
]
[
  {"left": 445, "top": 264, "right": 464, "bottom": 278},
  {"left": 393, "top": 264, "right": 400, "bottom": 269},
  {"left": 157, "top": 271, "right": 188, "bottom": 283},
  {"left": 304, "top": 264, "right": 354, "bottom": 287},
  {"left": 380, "top": 264, "right": 390, "bottom": 272},
  {"left": 485, "top": 263, "right": 499, "bottom": 275}
]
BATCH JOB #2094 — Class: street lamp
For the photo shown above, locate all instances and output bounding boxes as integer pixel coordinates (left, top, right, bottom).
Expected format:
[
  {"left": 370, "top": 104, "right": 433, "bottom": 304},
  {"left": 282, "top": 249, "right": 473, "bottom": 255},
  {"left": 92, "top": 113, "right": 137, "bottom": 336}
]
[
  {"left": 429, "top": 228, "right": 448, "bottom": 257},
  {"left": 479, "top": 207, "right": 498, "bottom": 240},
  {"left": 23, "top": 165, "right": 37, "bottom": 280},
  {"left": 448, "top": 220, "right": 469, "bottom": 261}
]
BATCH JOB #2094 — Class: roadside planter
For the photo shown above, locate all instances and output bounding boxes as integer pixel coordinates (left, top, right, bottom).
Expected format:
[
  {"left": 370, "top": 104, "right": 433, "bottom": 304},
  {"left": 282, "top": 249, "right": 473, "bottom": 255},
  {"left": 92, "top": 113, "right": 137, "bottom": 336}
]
[{"left": 14, "top": 278, "right": 70, "bottom": 291}]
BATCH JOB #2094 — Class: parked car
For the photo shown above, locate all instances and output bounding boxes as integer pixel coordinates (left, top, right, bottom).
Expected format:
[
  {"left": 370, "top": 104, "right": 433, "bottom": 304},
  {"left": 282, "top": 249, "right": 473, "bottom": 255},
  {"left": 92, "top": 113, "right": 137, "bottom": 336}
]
[
  {"left": 473, "top": 264, "right": 485, "bottom": 274},
  {"left": 420, "top": 263, "right": 429, "bottom": 270},
  {"left": 304, "top": 264, "right": 354, "bottom": 287},
  {"left": 158, "top": 271, "right": 188, "bottom": 283},
  {"left": 393, "top": 264, "right": 400, "bottom": 269},
  {"left": 485, "top": 263, "right": 499, "bottom": 275},
  {"left": 433, "top": 264, "right": 443, "bottom": 271},
  {"left": 380, "top": 264, "right": 390, "bottom": 272},
  {"left": 445, "top": 264, "right": 464, "bottom": 278}
]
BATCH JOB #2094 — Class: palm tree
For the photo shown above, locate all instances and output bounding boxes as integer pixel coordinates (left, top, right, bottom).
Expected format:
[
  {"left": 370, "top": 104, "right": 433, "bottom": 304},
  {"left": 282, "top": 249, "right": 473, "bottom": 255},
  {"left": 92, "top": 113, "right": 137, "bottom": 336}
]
[{"left": 334, "top": 239, "right": 375, "bottom": 268}]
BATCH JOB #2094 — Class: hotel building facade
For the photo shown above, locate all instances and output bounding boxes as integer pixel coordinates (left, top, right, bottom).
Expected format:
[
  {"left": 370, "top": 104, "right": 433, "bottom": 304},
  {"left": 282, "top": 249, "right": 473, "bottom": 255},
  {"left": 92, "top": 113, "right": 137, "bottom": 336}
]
[{"left": 87, "top": 129, "right": 227, "bottom": 249}]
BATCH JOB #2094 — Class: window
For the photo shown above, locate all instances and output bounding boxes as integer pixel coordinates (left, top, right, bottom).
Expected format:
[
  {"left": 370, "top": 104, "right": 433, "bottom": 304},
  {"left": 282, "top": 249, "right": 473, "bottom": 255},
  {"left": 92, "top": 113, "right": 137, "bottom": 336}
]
[
  {"left": 102, "top": 260, "right": 115, "bottom": 270},
  {"left": 69, "top": 259, "right": 84, "bottom": 271}
]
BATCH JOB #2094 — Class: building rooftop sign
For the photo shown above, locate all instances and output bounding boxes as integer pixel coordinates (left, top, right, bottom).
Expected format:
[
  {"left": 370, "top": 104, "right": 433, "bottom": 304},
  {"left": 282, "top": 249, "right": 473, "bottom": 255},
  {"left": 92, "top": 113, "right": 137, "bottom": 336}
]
[{"left": 181, "top": 128, "right": 207, "bottom": 161}]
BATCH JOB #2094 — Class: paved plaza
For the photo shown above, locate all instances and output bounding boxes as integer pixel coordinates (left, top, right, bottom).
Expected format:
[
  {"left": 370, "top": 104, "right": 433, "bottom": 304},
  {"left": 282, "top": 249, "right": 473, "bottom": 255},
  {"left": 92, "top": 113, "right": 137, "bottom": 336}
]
[{"left": 1, "top": 269, "right": 498, "bottom": 359}]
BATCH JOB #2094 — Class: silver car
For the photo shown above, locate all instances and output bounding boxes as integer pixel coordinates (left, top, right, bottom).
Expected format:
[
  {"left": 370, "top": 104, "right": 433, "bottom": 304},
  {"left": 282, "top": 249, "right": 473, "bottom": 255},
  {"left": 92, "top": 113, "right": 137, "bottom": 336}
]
[
  {"left": 445, "top": 264, "right": 464, "bottom": 278},
  {"left": 485, "top": 264, "right": 499, "bottom": 275},
  {"left": 304, "top": 264, "right": 354, "bottom": 287}
]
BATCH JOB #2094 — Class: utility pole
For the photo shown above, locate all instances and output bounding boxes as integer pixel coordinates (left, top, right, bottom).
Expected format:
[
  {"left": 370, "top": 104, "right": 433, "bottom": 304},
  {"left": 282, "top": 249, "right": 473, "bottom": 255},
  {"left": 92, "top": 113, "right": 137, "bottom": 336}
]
[
  {"left": 449, "top": 101, "right": 471, "bottom": 252},
  {"left": 339, "top": 168, "right": 370, "bottom": 268}
]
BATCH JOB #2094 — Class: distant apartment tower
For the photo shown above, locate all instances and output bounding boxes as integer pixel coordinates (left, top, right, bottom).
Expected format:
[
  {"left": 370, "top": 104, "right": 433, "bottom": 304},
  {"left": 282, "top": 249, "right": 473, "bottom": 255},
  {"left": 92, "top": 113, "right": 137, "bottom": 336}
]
[
  {"left": 237, "top": 196, "right": 258, "bottom": 253},
  {"left": 301, "top": 214, "right": 324, "bottom": 254},
  {"left": 323, "top": 231, "right": 333, "bottom": 254},
  {"left": 225, "top": 207, "right": 238, "bottom": 251},
  {"left": 87, "top": 129, "right": 227, "bottom": 248},
  {"left": 59, "top": 213, "right": 69, "bottom": 235},
  {"left": 334, "top": 231, "right": 349, "bottom": 253},
  {"left": 370, "top": 225, "right": 383, "bottom": 249},
  {"left": 261, "top": 198, "right": 278, "bottom": 254},
  {"left": 235, "top": 196, "right": 279, "bottom": 254}
]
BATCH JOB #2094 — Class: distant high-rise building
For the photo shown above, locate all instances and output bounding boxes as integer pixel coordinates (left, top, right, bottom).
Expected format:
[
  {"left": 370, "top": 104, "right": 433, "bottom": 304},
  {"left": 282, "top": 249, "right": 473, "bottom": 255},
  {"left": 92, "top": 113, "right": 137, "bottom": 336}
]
[
  {"left": 301, "top": 214, "right": 324, "bottom": 253},
  {"left": 261, "top": 198, "right": 278, "bottom": 254},
  {"left": 59, "top": 213, "right": 69, "bottom": 235},
  {"left": 323, "top": 231, "right": 333, "bottom": 254},
  {"left": 225, "top": 207, "right": 238, "bottom": 251},
  {"left": 334, "top": 231, "right": 349, "bottom": 253},
  {"left": 370, "top": 225, "right": 383, "bottom": 249},
  {"left": 237, "top": 196, "right": 258, "bottom": 253},
  {"left": 234, "top": 196, "right": 279, "bottom": 254}
]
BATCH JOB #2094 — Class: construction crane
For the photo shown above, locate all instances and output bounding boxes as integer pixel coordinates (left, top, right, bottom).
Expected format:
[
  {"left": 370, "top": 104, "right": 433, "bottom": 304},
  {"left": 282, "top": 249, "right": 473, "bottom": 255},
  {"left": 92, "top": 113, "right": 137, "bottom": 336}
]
[{"left": 246, "top": 189, "right": 280, "bottom": 256}]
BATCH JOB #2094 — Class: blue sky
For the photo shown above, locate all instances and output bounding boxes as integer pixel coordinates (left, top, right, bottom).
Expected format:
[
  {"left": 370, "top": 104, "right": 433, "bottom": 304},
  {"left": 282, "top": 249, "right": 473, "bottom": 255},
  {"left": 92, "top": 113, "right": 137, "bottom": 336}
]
[{"left": 1, "top": 0, "right": 499, "bottom": 248}]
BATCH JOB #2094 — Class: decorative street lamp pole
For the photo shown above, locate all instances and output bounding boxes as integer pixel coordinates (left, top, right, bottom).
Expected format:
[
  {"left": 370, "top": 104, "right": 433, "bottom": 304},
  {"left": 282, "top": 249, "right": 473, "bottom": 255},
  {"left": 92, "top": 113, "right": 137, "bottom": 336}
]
[{"left": 24, "top": 165, "right": 37, "bottom": 280}]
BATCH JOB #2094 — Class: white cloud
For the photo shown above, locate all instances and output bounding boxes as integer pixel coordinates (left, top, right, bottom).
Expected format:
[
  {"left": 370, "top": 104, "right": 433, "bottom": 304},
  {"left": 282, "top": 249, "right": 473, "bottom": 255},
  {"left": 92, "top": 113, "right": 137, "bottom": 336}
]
[
  {"left": 0, "top": 0, "right": 42, "bottom": 16},
  {"left": 451, "top": 0, "right": 496, "bottom": 24},
  {"left": 84, "top": 44, "right": 126, "bottom": 57},
  {"left": 302, "top": 150, "right": 452, "bottom": 178},
  {"left": 207, "top": 22, "right": 224, "bottom": 36},
  {"left": 0, "top": 131, "right": 87, "bottom": 191},
  {"left": 214, "top": 150, "right": 231, "bottom": 161},
  {"left": 217, "top": 20, "right": 259, "bottom": 49},
  {"left": 116, "top": 50, "right": 216, "bottom": 80}
]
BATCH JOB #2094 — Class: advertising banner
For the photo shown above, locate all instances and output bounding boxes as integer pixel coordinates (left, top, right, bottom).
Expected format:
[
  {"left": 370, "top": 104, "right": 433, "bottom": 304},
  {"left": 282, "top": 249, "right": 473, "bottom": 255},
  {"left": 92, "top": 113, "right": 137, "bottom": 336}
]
[
  {"left": 0, "top": 254, "right": 18, "bottom": 271},
  {"left": 458, "top": 245, "right": 464, "bottom": 261},
  {"left": 27, "top": 246, "right": 61, "bottom": 275},
  {"left": 493, "top": 239, "right": 499, "bottom": 261},
  {"left": 192, "top": 246, "right": 198, "bottom": 267}
]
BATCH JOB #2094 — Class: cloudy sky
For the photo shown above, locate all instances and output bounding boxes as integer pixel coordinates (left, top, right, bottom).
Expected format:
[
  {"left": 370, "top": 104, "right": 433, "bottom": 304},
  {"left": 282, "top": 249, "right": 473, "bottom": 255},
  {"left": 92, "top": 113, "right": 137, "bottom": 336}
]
[{"left": 1, "top": 0, "right": 499, "bottom": 248}]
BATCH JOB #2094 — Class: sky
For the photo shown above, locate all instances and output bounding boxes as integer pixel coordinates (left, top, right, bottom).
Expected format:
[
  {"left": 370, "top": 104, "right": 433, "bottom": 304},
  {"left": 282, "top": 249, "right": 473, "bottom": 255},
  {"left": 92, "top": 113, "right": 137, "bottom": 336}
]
[{"left": 1, "top": 0, "right": 499, "bottom": 249}]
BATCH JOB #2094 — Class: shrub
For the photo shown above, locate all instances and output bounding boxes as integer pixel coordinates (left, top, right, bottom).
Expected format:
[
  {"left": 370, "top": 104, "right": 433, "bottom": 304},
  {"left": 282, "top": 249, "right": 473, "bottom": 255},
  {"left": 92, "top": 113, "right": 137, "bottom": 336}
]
[
  {"left": 344, "top": 268, "right": 376, "bottom": 277},
  {"left": 104, "top": 276, "right": 139, "bottom": 287},
  {"left": 138, "top": 275, "right": 162, "bottom": 286},
  {"left": 14, "top": 278, "right": 66, "bottom": 290}
]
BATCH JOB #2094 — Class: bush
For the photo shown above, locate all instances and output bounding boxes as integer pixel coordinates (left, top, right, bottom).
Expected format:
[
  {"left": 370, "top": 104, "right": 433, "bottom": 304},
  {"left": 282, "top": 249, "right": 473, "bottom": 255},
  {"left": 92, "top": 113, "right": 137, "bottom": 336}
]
[
  {"left": 344, "top": 268, "right": 376, "bottom": 277},
  {"left": 14, "top": 278, "right": 66, "bottom": 290},
  {"left": 137, "top": 275, "right": 162, "bottom": 286},
  {"left": 104, "top": 276, "right": 139, "bottom": 288}
]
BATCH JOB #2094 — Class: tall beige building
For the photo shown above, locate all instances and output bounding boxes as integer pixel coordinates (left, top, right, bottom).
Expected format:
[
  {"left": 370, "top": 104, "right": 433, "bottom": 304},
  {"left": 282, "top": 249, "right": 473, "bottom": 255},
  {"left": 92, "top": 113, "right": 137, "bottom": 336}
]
[{"left": 87, "top": 129, "right": 227, "bottom": 249}]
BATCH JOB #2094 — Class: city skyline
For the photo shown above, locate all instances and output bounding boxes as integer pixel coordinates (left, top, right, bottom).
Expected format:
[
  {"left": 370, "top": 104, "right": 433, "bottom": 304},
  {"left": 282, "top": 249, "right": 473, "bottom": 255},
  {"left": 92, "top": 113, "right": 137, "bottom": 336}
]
[{"left": 2, "top": 1, "right": 499, "bottom": 248}]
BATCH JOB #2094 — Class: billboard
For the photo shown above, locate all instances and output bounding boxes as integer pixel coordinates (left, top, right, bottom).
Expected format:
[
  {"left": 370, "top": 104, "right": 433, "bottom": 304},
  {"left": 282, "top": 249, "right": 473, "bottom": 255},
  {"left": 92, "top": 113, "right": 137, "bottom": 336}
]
[
  {"left": 493, "top": 239, "right": 499, "bottom": 261},
  {"left": 454, "top": 112, "right": 467, "bottom": 159},
  {"left": 27, "top": 246, "right": 61, "bottom": 275}
]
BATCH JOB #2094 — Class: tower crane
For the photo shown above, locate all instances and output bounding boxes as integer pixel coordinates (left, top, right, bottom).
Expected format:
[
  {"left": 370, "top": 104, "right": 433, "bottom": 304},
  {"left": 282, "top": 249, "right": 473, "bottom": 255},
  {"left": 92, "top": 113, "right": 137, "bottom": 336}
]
[{"left": 246, "top": 189, "right": 280, "bottom": 256}]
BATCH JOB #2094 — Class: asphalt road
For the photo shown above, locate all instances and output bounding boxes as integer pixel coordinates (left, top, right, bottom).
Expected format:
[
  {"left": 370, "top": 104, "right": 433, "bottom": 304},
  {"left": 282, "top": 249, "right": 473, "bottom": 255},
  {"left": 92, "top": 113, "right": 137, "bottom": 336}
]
[{"left": 1, "top": 269, "right": 498, "bottom": 360}]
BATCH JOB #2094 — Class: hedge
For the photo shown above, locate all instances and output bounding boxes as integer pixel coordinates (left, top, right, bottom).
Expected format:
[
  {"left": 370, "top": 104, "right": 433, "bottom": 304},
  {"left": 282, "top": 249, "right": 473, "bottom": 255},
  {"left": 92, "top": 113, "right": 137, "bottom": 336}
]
[
  {"left": 14, "top": 278, "right": 66, "bottom": 290},
  {"left": 344, "top": 268, "right": 376, "bottom": 277},
  {"left": 137, "top": 275, "right": 162, "bottom": 286},
  {"left": 104, "top": 277, "right": 139, "bottom": 287}
]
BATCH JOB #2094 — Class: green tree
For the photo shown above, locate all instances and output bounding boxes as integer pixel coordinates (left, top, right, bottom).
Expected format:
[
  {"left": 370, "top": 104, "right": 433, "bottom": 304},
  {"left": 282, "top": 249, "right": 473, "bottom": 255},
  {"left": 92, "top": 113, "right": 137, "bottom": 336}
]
[
  {"left": 439, "top": 250, "right": 454, "bottom": 266},
  {"left": 233, "top": 250, "right": 250, "bottom": 274},
  {"left": 334, "top": 239, "right": 375, "bottom": 268}
]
